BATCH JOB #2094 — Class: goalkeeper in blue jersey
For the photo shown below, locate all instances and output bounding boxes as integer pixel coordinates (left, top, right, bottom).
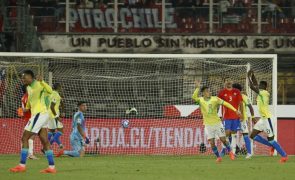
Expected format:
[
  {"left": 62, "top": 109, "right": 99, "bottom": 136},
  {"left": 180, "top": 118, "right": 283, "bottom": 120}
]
[{"left": 56, "top": 101, "right": 89, "bottom": 157}]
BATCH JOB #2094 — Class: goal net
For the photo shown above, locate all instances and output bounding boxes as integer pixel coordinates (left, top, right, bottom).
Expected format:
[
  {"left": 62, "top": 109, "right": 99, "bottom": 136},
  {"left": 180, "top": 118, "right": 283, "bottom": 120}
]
[{"left": 0, "top": 53, "right": 277, "bottom": 156}]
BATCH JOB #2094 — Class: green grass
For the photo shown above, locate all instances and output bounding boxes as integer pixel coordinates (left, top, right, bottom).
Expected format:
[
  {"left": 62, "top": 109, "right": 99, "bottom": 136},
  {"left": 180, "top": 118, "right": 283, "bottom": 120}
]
[{"left": 0, "top": 155, "right": 294, "bottom": 180}]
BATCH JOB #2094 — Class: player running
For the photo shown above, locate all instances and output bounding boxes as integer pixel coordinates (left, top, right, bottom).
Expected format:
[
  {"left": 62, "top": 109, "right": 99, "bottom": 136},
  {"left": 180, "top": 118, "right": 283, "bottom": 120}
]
[
  {"left": 247, "top": 70, "right": 288, "bottom": 163},
  {"left": 9, "top": 70, "right": 56, "bottom": 173},
  {"left": 47, "top": 83, "right": 65, "bottom": 149},
  {"left": 17, "top": 85, "right": 38, "bottom": 160},
  {"left": 218, "top": 78, "right": 243, "bottom": 156},
  {"left": 192, "top": 80, "right": 240, "bottom": 162},
  {"left": 56, "top": 101, "right": 89, "bottom": 157},
  {"left": 232, "top": 83, "right": 255, "bottom": 159}
]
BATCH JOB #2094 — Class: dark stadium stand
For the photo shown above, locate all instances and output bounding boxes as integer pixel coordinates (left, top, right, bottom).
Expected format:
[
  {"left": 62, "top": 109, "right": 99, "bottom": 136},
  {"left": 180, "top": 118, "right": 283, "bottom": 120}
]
[{"left": 2, "top": 0, "right": 290, "bottom": 33}]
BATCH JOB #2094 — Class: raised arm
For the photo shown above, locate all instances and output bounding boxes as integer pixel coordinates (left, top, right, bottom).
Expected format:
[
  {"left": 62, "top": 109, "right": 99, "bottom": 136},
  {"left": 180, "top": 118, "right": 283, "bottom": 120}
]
[
  {"left": 192, "top": 80, "right": 201, "bottom": 103},
  {"left": 36, "top": 75, "right": 53, "bottom": 94},
  {"left": 247, "top": 70, "right": 259, "bottom": 94}
]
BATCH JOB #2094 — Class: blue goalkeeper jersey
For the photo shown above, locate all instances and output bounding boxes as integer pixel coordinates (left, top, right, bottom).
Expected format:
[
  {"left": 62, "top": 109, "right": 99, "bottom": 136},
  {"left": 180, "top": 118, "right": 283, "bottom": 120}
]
[{"left": 71, "top": 111, "right": 85, "bottom": 140}]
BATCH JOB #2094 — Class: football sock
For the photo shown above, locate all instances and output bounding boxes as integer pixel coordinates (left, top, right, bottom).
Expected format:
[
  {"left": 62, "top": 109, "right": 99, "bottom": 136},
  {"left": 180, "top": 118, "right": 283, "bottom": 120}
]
[
  {"left": 53, "top": 131, "right": 63, "bottom": 145},
  {"left": 243, "top": 135, "right": 252, "bottom": 154},
  {"left": 48, "top": 132, "right": 53, "bottom": 143},
  {"left": 231, "top": 134, "right": 237, "bottom": 154},
  {"left": 225, "top": 142, "right": 231, "bottom": 152},
  {"left": 269, "top": 140, "right": 287, "bottom": 157},
  {"left": 253, "top": 135, "right": 272, "bottom": 147},
  {"left": 28, "top": 139, "right": 34, "bottom": 155},
  {"left": 45, "top": 150, "right": 55, "bottom": 167},
  {"left": 212, "top": 146, "right": 220, "bottom": 158},
  {"left": 20, "top": 148, "right": 28, "bottom": 165}
]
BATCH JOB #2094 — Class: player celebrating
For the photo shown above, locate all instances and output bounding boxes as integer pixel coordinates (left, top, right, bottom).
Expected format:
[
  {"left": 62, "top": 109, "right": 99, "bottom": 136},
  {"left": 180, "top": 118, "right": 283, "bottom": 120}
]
[
  {"left": 232, "top": 83, "right": 255, "bottom": 159},
  {"left": 247, "top": 70, "right": 288, "bottom": 163},
  {"left": 56, "top": 101, "right": 89, "bottom": 157},
  {"left": 218, "top": 78, "right": 243, "bottom": 156},
  {"left": 10, "top": 70, "right": 56, "bottom": 173},
  {"left": 192, "top": 80, "right": 240, "bottom": 162},
  {"left": 17, "top": 85, "right": 38, "bottom": 160},
  {"left": 48, "top": 83, "right": 65, "bottom": 149}
]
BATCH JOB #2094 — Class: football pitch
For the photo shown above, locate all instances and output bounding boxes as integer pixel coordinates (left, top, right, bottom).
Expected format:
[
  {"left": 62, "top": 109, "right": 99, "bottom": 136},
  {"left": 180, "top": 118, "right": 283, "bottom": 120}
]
[{"left": 0, "top": 155, "right": 294, "bottom": 180}]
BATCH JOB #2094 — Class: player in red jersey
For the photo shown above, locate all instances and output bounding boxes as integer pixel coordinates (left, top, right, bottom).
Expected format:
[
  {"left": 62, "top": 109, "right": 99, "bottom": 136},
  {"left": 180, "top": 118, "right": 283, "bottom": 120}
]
[
  {"left": 218, "top": 78, "right": 243, "bottom": 156},
  {"left": 17, "top": 85, "right": 38, "bottom": 160}
]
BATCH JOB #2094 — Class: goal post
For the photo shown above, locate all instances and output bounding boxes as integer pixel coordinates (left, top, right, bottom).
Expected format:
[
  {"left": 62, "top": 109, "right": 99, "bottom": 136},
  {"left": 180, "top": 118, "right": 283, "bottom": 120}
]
[{"left": 0, "top": 53, "right": 277, "bottom": 156}]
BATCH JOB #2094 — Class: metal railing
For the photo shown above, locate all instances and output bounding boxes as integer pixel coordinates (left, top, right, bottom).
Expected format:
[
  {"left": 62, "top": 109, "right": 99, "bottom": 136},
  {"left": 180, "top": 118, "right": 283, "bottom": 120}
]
[{"left": 2, "top": 1, "right": 295, "bottom": 34}]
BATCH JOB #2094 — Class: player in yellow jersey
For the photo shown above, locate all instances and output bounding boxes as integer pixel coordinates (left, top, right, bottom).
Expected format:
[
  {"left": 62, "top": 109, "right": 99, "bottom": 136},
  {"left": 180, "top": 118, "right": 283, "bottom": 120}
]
[
  {"left": 248, "top": 70, "right": 287, "bottom": 163},
  {"left": 48, "top": 83, "right": 65, "bottom": 149},
  {"left": 9, "top": 70, "right": 57, "bottom": 173},
  {"left": 192, "top": 80, "right": 240, "bottom": 162},
  {"left": 232, "top": 83, "right": 255, "bottom": 159}
]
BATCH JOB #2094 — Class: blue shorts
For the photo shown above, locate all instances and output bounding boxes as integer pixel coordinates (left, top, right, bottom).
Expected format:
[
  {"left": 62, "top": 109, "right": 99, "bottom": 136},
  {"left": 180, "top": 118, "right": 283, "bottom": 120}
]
[
  {"left": 70, "top": 135, "right": 84, "bottom": 152},
  {"left": 223, "top": 119, "right": 240, "bottom": 131}
]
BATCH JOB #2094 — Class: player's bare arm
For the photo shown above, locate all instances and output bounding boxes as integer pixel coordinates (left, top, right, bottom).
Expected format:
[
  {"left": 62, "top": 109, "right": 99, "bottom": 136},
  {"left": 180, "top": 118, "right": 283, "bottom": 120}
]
[
  {"left": 239, "top": 102, "right": 244, "bottom": 121},
  {"left": 36, "top": 74, "right": 53, "bottom": 94},
  {"left": 50, "top": 102, "right": 60, "bottom": 121},
  {"left": 247, "top": 103, "right": 257, "bottom": 123},
  {"left": 59, "top": 97, "right": 66, "bottom": 118},
  {"left": 247, "top": 70, "right": 259, "bottom": 94},
  {"left": 192, "top": 79, "right": 201, "bottom": 102},
  {"left": 222, "top": 100, "right": 241, "bottom": 117}
]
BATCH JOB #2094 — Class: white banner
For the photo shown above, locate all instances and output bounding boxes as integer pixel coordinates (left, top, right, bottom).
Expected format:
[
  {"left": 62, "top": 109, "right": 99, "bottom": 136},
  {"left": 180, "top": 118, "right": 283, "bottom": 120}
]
[{"left": 40, "top": 35, "right": 295, "bottom": 53}]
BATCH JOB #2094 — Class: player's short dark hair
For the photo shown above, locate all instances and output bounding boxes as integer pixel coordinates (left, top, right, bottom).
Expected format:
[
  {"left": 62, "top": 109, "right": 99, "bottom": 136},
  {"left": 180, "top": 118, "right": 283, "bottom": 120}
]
[
  {"left": 77, "top": 101, "right": 87, "bottom": 106},
  {"left": 260, "top": 81, "right": 267, "bottom": 87},
  {"left": 53, "top": 83, "right": 61, "bottom": 90},
  {"left": 232, "top": 83, "right": 242, "bottom": 91},
  {"left": 201, "top": 86, "right": 209, "bottom": 93},
  {"left": 22, "top": 70, "right": 35, "bottom": 78}
]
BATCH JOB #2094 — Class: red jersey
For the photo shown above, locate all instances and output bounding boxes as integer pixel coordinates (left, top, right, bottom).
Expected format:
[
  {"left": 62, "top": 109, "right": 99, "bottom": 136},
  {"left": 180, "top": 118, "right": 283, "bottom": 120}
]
[
  {"left": 218, "top": 88, "right": 242, "bottom": 120},
  {"left": 21, "top": 92, "right": 31, "bottom": 121}
]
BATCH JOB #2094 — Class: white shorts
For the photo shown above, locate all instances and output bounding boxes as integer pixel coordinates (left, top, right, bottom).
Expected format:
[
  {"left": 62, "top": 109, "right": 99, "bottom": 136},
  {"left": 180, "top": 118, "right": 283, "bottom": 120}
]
[
  {"left": 253, "top": 118, "right": 274, "bottom": 137},
  {"left": 24, "top": 112, "right": 50, "bottom": 133},
  {"left": 240, "top": 120, "right": 249, "bottom": 134},
  {"left": 205, "top": 123, "right": 226, "bottom": 140},
  {"left": 48, "top": 118, "right": 64, "bottom": 129}
]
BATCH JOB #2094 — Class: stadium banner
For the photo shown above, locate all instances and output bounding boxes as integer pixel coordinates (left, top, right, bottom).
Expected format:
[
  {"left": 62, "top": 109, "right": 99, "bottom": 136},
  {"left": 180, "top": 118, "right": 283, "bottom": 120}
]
[
  {"left": 40, "top": 34, "right": 295, "bottom": 53},
  {"left": 0, "top": 118, "right": 286, "bottom": 155},
  {"left": 69, "top": 7, "right": 176, "bottom": 30}
]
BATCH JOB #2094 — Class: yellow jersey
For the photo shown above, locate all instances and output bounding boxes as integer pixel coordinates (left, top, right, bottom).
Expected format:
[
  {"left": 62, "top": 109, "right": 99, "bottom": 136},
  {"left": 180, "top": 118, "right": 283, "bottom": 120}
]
[
  {"left": 257, "top": 89, "right": 271, "bottom": 119},
  {"left": 192, "top": 88, "right": 237, "bottom": 125},
  {"left": 241, "top": 94, "right": 251, "bottom": 121},
  {"left": 26, "top": 80, "right": 53, "bottom": 115},
  {"left": 49, "top": 90, "right": 61, "bottom": 118}
]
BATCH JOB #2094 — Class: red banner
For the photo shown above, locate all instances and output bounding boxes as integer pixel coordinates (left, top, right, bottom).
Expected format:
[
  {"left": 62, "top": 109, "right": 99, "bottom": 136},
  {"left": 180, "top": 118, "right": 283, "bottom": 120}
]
[{"left": 0, "top": 118, "right": 290, "bottom": 155}]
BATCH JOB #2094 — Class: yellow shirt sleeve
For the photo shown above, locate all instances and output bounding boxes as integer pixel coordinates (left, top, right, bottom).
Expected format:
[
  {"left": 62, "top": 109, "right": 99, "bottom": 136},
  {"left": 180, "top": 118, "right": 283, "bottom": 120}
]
[
  {"left": 222, "top": 100, "right": 237, "bottom": 112},
  {"left": 40, "top": 81, "right": 53, "bottom": 94},
  {"left": 192, "top": 88, "right": 200, "bottom": 104}
]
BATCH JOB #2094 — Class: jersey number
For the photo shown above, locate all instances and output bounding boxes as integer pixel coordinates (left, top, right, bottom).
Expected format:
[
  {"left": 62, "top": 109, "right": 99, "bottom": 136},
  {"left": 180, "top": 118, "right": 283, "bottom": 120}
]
[{"left": 228, "top": 96, "right": 232, "bottom": 102}]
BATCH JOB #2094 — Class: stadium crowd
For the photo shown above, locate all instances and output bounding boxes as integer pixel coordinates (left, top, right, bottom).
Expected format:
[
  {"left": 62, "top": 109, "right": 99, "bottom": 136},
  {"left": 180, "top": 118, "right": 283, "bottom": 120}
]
[{"left": 2, "top": 0, "right": 295, "bottom": 33}]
